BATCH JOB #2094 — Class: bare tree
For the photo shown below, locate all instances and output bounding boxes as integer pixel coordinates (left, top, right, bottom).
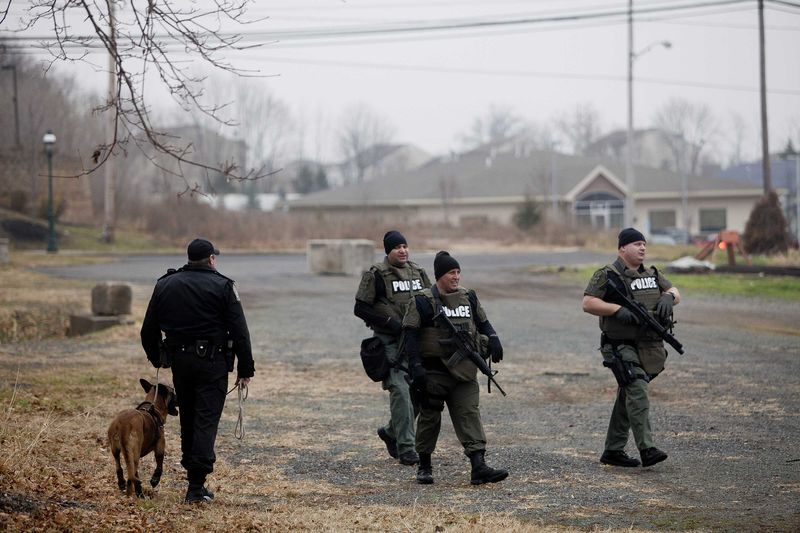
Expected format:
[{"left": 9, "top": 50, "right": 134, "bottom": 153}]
[
  {"left": 13, "top": 0, "right": 268, "bottom": 187},
  {"left": 553, "top": 102, "right": 602, "bottom": 156},
  {"left": 0, "top": 51, "right": 103, "bottom": 211},
  {"left": 459, "top": 104, "right": 523, "bottom": 150},
  {"left": 653, "top": 98, "right": 718, "bottom": 176},
  {"left": 193, "top": 75, "right": 294, "bottom": 191},
  {"left": 725, "top": 111, "right": 749, "bottom": 167},
  {"left": 337, "top": 103, "right": 396, "bottom": 184}
]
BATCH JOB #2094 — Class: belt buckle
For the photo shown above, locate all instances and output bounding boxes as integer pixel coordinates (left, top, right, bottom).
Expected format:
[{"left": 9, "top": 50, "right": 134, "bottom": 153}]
[{"left": 195, "top": 340, "right": 209, "bottom": 358}]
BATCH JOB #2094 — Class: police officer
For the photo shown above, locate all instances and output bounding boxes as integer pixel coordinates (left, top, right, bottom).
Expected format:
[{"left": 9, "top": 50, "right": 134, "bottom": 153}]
[
  {"left": 354, "top": 230, "right": 431, "bottom": 466},
  {"left": 141, "top": 238, "right": 255, "bottom": 503},
  {"left": 403, "top": 251, "right": 508, "bottom": 485},
  {"left": 582, "top": 228, "right": 681, "bottom": 468}
]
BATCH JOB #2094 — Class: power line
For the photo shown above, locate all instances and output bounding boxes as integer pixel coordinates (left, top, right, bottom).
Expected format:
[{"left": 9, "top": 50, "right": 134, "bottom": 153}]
[{"left": 1, "top": 0, "right": 754, "bottom": 44}]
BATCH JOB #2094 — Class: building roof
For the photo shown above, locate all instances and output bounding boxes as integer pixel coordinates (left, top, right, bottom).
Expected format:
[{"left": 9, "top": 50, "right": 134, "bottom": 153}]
[
  {"left": 716, "top": 157, "right": 797, "bottom": 189},
  {"left": 289, "top": 147, "right": 763, "bottom": 208}
]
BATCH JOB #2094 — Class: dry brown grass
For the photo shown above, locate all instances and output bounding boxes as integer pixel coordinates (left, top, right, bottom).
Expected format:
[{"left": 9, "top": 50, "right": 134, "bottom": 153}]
[
  {"left": 0, "top": 265, "right": 93, "bottom": 342},
  {"left": 123, "top": 199, "right": 610, "bottom": 252}
]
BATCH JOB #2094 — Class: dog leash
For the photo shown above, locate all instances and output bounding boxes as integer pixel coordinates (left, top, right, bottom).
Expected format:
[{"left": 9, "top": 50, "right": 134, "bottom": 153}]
[
  {"left": 153, "top": 367, "right": 160, "bottom": 406},
  {"left": 226, "top": 382, "right": 248, "bottom": 440}
]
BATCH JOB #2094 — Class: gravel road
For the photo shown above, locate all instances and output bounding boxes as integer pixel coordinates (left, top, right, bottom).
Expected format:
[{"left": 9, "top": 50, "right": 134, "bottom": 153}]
[{"left": 41, "top": 251, "right": 800, "bottom": 531}]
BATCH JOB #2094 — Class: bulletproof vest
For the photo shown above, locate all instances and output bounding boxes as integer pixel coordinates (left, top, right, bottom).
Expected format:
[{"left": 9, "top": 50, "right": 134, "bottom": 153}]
[
  {"left": 419, "top": 288, "right": 478, "bottom": 358},
  {"left": 371, "top": 260, "right": 427, "bottom": 323},
  {"left": 600, "top": 262, "right": 663, "bottom": 341}
]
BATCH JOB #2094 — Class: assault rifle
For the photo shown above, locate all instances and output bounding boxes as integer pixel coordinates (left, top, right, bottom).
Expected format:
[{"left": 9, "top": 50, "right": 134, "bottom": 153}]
[
  {"left": 434, "top": 308, "right": 507, "bottom": 396},
  {"left": 604, "top": 279, "right": 685, "bottom": 355}
]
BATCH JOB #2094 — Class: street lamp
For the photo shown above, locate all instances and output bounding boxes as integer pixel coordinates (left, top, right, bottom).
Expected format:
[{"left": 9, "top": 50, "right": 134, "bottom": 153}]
[
  {"left": 43, "top": 130, "right": 58, "bottom": 253},
  {"left": 625, "top": 0, "right": 671, "bottom": 227}
]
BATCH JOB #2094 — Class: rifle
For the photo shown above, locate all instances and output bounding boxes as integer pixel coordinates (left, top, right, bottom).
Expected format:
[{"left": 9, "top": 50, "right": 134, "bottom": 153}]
[
  {"left": 434, "top": 308, "right": 507, "bottom": 396},
  {"left": 604, "top": 279, "right": 685, "bottom": 355}
]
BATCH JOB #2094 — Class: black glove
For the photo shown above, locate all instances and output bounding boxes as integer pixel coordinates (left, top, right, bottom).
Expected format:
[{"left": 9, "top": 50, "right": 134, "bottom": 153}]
[
  {"left": 386, "top": 317, "right": 403, "bottom": 335},
  {"left": 655, "top": 292, "right": 674, "bottom": 321},
  {"left": 409, "top": 363, "right": 427, "bottom": 392},
  {"left": 614, "top": 306, "right": 639, "bottom": 325},
  {"left": 488, "top": 335, "right": 504, "bottom": 363}
]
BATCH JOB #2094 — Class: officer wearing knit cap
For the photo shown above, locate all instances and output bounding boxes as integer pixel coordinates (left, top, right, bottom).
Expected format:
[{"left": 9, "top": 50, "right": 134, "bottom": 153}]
[
  {"left": 433, "top": 250, "right": 460, "bottom": 280},
  {"left": 354, "top": 231, "right": 431, "bottom": 466},
  {"left": 617, "top": 227, "right": 646, "bottom": 249},
  {"left": 402, "top": 250, "right": 508, "bottom": 486},
  {"left": 582, "top": 228, "right": 681, "bottom": 469},
  {"left": 383, "top": 230, "right": 407, "bottom": 255}
]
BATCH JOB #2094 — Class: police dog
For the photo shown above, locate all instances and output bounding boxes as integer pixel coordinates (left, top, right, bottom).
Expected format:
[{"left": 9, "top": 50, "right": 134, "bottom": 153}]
[{"left": 107, "top": 378, "right": 178, "bottom": 497}]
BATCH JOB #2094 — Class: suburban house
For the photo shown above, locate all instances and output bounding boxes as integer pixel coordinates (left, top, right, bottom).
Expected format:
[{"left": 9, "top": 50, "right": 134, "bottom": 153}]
[
  {"left": 585, "top": 128, "right": 720, "bottom": 178},
  {"left": 326, "top": 143, "right": 432, "bottom": 187},
  {"left": 288, "top": 142, "right": 777, "bottom": 238}
]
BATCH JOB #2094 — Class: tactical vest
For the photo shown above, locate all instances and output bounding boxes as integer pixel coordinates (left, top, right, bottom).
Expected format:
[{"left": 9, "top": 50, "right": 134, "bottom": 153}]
[
  {"left": 600, "top": 262, "right": 664, "bottom": 341},
  {"left": 419, "top": 288, "right": 479, "bottom": 358},
  {"left": 371, "top": 259, "right": 427, "bottom": 327}
]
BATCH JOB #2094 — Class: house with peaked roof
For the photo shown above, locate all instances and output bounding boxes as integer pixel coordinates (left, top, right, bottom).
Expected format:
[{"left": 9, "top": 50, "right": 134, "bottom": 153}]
[
  {"left": 288, "top": 145, "right": 773, "bottom": 238},
  {"left": 326, "top": 143, "right": 432, "bottom": 187}
]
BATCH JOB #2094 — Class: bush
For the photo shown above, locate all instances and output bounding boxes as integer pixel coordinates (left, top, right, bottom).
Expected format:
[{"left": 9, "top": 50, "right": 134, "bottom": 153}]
[
  {"left": 8, "top": 190, "right": 29, "bottom": 213},
  {"left": 742, "top": 191, "right": 790, "bottom": 255},
  {"left": 513, "top": 197, "right": 541, "bottom": 231}
]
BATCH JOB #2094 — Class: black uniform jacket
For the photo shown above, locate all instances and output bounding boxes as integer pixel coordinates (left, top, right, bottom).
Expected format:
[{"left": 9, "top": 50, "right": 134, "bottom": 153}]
[{"left": 141, "top": 264, "right": 255, "bottom": 378}]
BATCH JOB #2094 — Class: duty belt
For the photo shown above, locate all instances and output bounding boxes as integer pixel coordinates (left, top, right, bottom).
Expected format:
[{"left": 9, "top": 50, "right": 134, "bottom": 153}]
[
  {"left": 167, "top": 339, "right": 225, "bottom": 359},
  {"left": 601, "top": 333, "right": 637, "bottom": 349}
]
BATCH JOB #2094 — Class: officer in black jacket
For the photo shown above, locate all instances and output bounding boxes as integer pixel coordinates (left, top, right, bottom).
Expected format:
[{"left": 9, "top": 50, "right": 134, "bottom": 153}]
[{"left": 141, "top": 238, "right": 255, "bottom": 504}]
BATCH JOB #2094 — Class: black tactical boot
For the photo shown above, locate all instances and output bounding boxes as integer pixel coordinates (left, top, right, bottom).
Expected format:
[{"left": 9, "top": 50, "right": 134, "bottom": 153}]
[
  {"left": 185, "top": 471, "right": 213, "bottom": 504},
  {"left": 640, "top": 447, "right": 668, "bottom": 467},
  {"left": 600, "top": 450, "right": 641, "bottom": 467},
  {"left": 377, "top": 427, "right": 398, "bottom": 459},
  {"left": 399, "top": 451, "right": 420, "bottom": 466},
  {"left": 416, "top": 452, "right": 433, "bottom": 484},
  {"left": 468, "top": 450, "right": 508, "bottom": 485}
]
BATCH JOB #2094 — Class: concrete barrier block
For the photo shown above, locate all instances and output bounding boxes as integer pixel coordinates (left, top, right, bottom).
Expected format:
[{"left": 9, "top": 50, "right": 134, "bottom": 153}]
[
  {"left": 91, "top": 282, "right": 133, "bottom": 316},
  {"left": 307, "top": 239, "right": 375, "bottom": 276},
  {"left": 69, "top": 313, "right": 132, "bottom": 337}
]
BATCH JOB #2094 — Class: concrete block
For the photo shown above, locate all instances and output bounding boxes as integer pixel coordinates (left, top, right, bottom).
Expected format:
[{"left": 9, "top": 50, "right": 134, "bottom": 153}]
[
  {"left": 307, "top": 239, "right": 375, "bottom": 276},
  {"left": 69, "top": 313, "right": 133, "bottom": 337},
  {"left": 91, "top": 282, "right": 133, "bottom": 316},
  {"left": 0, "top": 238, "right": 9, "bottom": 265}
]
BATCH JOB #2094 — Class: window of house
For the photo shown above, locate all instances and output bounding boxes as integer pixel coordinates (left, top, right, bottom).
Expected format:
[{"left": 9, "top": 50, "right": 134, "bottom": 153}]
[
  {"left": 649, "top": 210, "right": 676, "bottom": 232},
  {"left": 699, "top": 208, "right": 727, "bottom": 232}
]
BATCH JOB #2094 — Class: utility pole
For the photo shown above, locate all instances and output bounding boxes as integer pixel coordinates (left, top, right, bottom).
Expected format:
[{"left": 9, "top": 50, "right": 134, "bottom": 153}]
[
  {"left": 101, "top": 2, "right": 117, "bottom": 243},
  {"left": 625, "top": 0, "right": 635, "bottom": 227},
  {"left": 758, "top": 0, "right": 771, "bottom": 193}
]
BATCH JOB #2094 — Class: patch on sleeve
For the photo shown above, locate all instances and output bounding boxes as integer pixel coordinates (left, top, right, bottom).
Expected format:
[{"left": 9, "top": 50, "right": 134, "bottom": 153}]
[
  {"left": 585, "top": 269, "right": 607, "bottom": 296},
  {"left": 232, "top": 284, "right": 241, "bottom": 303}
]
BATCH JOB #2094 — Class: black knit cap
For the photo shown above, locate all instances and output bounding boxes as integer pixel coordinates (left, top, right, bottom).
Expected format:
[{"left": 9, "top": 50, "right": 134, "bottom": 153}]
[
  {"left": 187, "top": 238, "right": 220, "bottom": 261},
  {"left": 434, "top": 251, "right": 460, "bottom": 280},
  {"left": 383, "top": 230, "right": 407, "bottom": 255},
  {"left": 618, "top": 227, "right": 646, "bottom": 248}
]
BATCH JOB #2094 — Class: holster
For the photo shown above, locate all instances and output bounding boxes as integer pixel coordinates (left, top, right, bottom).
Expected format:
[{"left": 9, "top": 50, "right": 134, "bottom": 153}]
[
  {"left": 225, "top": 339, "right": 235, "bottom": 372},
  {"left": 158, "top": 339, "right": 172, "bottom": 368},
  {"left": 601, "top": 336, "right": 636, "bottom": 388}
]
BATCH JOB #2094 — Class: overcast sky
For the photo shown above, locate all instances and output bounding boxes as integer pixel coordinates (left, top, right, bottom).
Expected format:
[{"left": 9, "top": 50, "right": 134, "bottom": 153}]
[{"left": 3, "top": 0, "right": 800, "bottom": 164}]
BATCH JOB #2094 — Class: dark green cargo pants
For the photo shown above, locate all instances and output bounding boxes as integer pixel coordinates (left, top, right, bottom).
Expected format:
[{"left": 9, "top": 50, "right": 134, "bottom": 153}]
[
  {"left": 601, "top": 343, "right": 655, "bottom": 451},
  {"left": 377, "top": 333, "right": 416, "bottom": 456},
  {"left": 415, "top": 367, "right": 487, "bottom": 456}
]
